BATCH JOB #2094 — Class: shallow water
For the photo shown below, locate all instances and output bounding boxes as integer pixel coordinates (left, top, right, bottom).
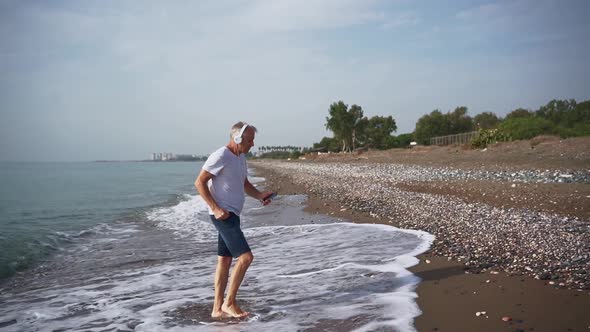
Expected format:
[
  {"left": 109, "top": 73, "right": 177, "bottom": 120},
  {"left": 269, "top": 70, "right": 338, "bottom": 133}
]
[
  {"left": 0, "top": 161, "right": 202, "bottom": 279},
  {"left": 0, "top": 169, "right": 433, "bottom": 332}
]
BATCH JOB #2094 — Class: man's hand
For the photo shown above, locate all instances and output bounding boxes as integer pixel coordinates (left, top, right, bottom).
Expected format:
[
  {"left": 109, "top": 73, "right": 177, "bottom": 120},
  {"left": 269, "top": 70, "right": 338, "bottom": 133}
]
[
  {"left": 260, "top": 191, "right": 275, "bottom": 206},
  {"left": 213, "top": 207, "right": 230, "bottom": 220}
]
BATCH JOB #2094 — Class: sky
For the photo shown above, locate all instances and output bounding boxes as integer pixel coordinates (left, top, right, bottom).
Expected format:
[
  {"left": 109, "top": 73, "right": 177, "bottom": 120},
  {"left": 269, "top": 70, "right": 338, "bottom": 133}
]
[{"left": 1, "top": 0, "right": 589, "bottom": 161}]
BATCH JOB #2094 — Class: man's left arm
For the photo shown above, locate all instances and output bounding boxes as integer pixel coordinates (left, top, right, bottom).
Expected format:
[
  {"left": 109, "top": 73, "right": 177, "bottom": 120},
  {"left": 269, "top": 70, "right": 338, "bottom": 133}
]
[{"left": 244, "top": 178, "right": 274, "bottom": 205}]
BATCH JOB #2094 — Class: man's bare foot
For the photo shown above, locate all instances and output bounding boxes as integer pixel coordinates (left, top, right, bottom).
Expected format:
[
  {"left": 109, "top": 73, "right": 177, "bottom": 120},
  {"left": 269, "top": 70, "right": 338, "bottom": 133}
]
[
  {"left": 211, "top": 310, "right": 230, "bottom": 319},
  {"left": 221, "top": 303, "right": 249, "bottom": 318}
]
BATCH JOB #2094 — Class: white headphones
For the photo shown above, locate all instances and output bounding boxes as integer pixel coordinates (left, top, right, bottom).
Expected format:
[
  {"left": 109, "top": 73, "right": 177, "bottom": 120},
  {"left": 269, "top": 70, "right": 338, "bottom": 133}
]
[{"left": 233, "top": 123, "right": 249, "bottom": 144}]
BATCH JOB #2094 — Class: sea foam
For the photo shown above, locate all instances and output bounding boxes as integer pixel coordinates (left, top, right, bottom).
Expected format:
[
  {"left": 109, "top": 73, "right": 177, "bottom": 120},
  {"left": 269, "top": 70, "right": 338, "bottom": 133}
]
[{"left": 0, "top": 185, "right": 433, "bottom": 332}]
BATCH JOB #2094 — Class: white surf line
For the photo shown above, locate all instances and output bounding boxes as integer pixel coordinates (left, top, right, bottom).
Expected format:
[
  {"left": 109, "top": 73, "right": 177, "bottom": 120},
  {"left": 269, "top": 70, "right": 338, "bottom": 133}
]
[
  {"left": 276, "top": 256, "right": 421, "bottom": 279},
  {"left": 276, "top": 262, "right": 361, "bottom": 278}
]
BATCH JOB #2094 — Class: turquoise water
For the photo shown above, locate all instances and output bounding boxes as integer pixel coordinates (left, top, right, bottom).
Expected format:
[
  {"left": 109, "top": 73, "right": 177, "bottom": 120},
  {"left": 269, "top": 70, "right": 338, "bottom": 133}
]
[{"left": 0, "top": 161, "right": 203, "bottom": 279}]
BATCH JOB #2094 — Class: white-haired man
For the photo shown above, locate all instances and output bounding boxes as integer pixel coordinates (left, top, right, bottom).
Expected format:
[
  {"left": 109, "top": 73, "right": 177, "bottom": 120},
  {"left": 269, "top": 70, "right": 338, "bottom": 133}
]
[{"left": 195, "top": 121, "right": 274, "bottom": 318}]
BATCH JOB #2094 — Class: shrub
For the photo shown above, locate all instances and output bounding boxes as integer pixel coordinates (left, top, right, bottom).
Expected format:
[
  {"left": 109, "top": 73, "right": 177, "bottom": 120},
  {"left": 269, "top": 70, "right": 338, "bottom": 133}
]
[
  {"left": 498, "top": 117, "right": 555, "bottom": 140},
  {"left": 471, "top": 129, "right": 512, "bottom": 148},
  {"left": 554, "top": 123, "right": 590, "bottom": 138},
  {"left": 258, "top": 151, "right": 291, "bottom": 159},
  {"left": 389, "top": 133, "right": 414, "bottom": 148}
]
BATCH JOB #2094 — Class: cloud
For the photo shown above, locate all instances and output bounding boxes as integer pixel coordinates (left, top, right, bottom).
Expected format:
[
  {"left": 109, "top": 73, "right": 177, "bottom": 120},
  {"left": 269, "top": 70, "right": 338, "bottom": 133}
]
[
  {"left": 452, "top": 0, "right": 589, "bottom": 50},
  {"left": 235, "top": 0, "right": 386, "bottom": 32},
  {"left": 0, "top": 0, "right": 588, "bottom": 161},
  {"left": 455, "top": 2, "right": 503, "bottom": 20},
  {"left": 381, "top": 12, "right": 419, "bottom": 29}
]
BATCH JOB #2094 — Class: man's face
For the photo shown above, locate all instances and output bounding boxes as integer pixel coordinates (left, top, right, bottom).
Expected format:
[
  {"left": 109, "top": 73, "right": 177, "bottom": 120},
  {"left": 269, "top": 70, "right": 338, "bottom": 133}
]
[{"left": 240, "top": 128, "right": 255, "bottom": 153}]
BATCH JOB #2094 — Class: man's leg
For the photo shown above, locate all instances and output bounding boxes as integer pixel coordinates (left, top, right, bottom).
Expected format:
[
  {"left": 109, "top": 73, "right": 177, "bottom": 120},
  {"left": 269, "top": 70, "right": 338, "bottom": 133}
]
[
  {"left": 221, "top": 251, "right": 254, "bottom": 317},
  {"left": 212, "top": 256, "right": 232, "bottom": 318}
]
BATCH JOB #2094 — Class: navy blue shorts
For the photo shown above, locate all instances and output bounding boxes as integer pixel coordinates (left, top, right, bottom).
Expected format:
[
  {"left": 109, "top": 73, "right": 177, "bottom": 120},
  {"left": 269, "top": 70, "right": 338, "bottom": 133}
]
[{"left": 210, "top": 212, "right": 251, "bottom": 258}]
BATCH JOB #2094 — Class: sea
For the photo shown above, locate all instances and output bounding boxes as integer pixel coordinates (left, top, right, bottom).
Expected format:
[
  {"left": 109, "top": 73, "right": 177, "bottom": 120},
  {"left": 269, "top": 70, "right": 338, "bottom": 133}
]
[{"left": 0, "top": 161, "right": 433, "bottom": 332}]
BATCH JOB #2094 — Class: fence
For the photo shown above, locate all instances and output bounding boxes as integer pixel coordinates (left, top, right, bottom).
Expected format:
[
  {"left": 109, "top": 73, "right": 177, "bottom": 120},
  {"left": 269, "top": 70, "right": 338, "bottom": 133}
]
[{"left": 430, "top": 131, "right": 478, "bottom": 146}]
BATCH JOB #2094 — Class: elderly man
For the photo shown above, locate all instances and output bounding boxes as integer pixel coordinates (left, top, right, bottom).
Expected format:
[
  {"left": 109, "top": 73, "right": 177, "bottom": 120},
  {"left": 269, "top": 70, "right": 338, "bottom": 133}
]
[{"left": 195, "top": 121, "right": 274, "bottom": 319}]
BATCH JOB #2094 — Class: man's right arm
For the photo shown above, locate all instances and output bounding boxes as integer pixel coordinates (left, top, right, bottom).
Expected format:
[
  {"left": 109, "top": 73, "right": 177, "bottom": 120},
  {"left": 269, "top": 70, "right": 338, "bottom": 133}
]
[{"left": 195, "top": 169, "right": 230, "bottom": 220}]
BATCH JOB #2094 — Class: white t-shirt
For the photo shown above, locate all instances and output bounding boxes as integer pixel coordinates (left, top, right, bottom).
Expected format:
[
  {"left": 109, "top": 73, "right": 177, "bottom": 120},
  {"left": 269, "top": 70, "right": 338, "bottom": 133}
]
[{"left": 202, "top": 146, "right": 247, "bottom": 215}]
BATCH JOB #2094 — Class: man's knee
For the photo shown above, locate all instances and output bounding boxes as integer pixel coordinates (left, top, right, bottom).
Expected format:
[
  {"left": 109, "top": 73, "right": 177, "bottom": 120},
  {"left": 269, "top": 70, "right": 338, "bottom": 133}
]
[
  {"left": 218, "top": 256, "right": 232, "bottom": 268},
  {"left": 239, "top": 251, "right": 253, "bottom": 265}
]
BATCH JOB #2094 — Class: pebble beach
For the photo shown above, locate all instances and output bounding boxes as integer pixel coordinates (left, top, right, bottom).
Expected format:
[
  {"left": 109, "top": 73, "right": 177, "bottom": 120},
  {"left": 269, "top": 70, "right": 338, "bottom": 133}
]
[
  {"left": 253, "top": 161, "right": 590, "bottom": 290},
  {"left": 250, "top": 138, "right": 590, "bottom": 331}
]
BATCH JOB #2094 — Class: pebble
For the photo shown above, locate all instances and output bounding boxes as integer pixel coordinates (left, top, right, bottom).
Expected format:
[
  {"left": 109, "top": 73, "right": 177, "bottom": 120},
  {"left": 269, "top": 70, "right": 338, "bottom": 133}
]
[
  {"left": 254, "top": 161, "right": 590, "bottom": 290},
  {"left": 502, "top": 316, "right": 512, "bottom": 322}
]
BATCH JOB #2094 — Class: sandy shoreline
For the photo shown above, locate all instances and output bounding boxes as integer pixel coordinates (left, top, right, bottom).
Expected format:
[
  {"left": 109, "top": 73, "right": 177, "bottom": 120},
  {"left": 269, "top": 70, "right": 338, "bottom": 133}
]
[{"left": 251, "top": 150, "right": 590, "bottom": 332}]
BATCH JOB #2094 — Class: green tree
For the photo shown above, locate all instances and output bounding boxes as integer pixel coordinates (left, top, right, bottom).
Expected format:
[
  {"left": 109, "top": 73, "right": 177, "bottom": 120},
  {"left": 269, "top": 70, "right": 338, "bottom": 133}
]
[
  {"left": 313, "top": 136, "right": 340, "bottom": 152},
  {"left": 572, "top": 100, "right": 590, "bottom": 124},
  {"left": 349, "top": 104, "right": 367, "bottom": 151},
  {"left": 415, "top": 109, "right": 445, "bottom": 145},
  {"left": 505, "top": 108, "right": 533, "bottom": 120},
  {"left": 325, "top": 101, "right": 349, "bottom": 151},
  {"left": 325, "top": 101, "right": 367, "bottom": 152},
  {"left": 473, "top": 112, "right": 500, "bottom": 130},
  {"left": 537, "top": 99, "right": 577, "bottom": 126},
  {"left": 448, "top": 106, "right": 474, "bottom": 133},
  {"left": 540, "top": 99, "right": 590, "bottom": 137},
  {"left": 392, "top": 133, "right": 414, "bottom": 148},
  {"left": 564, "top": 100, "right": 590, "bottom": 136},
  {"left": 414, "top": 106, "right": 474, "bottom": 144},
  {"left": 497, "top": 99, "right": 590, "bottom": 139},
  {"left": 380, "top": 133, "right": 413, "bottom": 149},
  {"left": 364, "top": 116, "right": 397, "bottom": 149}
]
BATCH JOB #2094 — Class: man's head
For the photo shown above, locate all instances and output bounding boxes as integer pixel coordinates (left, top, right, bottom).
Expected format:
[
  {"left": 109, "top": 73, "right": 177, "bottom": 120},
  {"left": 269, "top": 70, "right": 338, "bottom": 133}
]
[{"left": 230, "top": 122, "right": 257, "bottom": 154}]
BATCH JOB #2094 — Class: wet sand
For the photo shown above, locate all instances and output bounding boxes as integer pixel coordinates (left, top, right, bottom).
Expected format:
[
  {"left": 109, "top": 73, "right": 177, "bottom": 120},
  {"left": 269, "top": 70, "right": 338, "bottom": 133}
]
[{"left": 252, "top": 153, "right": 590, "bottom": 332}]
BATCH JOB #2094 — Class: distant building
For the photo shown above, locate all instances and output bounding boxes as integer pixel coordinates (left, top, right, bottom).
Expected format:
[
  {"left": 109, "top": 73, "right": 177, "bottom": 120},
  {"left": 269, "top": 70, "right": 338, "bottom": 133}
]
[{"left": 149, "top": 152, "right": 208, "bottom": 161}]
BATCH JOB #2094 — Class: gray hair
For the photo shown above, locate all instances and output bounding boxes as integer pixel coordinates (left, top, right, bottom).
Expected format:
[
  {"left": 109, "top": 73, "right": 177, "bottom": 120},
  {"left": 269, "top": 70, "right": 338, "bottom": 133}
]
[{"left": 230, "top": 121, "right": 257, "bottom": 139}]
